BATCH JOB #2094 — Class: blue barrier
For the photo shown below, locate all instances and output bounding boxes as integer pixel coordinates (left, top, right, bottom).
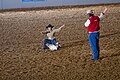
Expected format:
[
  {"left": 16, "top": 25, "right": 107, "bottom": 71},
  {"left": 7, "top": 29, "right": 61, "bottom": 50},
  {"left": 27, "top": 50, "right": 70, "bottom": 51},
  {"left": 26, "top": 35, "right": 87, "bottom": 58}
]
[
  {"left": 0, "top": 0, "right": 119, "bottom": 10},
  {"left": 22, "top": 0, "right": 46, "bottom": 2}
]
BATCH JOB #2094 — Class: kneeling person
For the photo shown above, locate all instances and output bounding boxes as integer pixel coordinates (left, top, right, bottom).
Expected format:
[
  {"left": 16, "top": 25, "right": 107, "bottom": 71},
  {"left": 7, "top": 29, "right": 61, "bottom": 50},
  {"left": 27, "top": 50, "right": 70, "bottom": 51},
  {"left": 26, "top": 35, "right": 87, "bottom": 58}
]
[{"left": 41, "top": 24, "right": 65, "bottom": 51}]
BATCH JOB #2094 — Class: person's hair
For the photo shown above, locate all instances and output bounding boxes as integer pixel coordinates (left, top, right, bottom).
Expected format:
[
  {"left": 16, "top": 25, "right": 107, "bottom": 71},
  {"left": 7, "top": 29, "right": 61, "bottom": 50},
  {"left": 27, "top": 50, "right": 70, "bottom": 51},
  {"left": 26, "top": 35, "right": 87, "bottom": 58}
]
[{"left": 88, "top": 13, "right": 94, "bottom": 17}]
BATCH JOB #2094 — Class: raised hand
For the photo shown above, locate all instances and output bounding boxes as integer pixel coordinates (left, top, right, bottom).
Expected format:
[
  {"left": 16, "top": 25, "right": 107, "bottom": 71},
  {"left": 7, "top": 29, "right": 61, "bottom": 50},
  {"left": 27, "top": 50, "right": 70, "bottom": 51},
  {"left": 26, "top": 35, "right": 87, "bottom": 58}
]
[
  {"left": 103, "top": 8, "right": 108, "bottom": 14},
  {"left": 61, "top": 24, "right": 65, "bottom": 28}
]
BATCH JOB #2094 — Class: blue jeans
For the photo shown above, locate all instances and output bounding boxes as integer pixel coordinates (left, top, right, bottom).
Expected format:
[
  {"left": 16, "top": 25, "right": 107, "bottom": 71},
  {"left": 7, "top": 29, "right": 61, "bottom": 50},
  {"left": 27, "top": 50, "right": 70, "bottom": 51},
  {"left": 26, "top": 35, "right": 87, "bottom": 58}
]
[
  {"left": 89, "top": 32, "right": 100, "bottom": 60},
  {"left": 44, "top": 39, "right": 57, "bottom": 49}
]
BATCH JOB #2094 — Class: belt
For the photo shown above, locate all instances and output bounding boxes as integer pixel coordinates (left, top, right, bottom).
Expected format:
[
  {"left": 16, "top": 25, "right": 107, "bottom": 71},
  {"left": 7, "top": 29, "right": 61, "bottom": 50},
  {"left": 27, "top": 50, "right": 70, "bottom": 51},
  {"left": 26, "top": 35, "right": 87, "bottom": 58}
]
[{"left": 89, "top": 31, "right": 99, "bottom": 33}]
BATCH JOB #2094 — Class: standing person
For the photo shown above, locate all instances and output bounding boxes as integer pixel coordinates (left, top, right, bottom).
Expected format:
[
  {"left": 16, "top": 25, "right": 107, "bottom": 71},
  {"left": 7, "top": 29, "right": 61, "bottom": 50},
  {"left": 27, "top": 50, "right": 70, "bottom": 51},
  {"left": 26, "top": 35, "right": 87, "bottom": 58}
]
[
  {"left": 41, "top": 24, "right": 65, "bottom": 51},
  {"left": 84, "top": 8, "right": 108, "bottom": 61}
]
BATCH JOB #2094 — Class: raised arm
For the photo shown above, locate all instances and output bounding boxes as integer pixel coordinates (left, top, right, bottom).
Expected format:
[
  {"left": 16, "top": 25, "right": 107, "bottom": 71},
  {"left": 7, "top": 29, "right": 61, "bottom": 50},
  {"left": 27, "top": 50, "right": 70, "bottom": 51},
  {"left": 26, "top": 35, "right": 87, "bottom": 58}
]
[
  {"left": 53, "top": 25, "right": 65, "bottom": 33},
  {"left": 99, "top": 8, "right": 108, "bottom": 21}
]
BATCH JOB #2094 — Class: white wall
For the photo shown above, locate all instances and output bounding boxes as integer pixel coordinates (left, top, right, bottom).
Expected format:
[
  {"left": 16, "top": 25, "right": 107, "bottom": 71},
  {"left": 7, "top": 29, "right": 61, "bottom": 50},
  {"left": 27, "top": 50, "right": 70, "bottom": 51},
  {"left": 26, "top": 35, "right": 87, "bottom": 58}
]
[{"left": 0, "top": 0, "right": 120, "bottom": 10}]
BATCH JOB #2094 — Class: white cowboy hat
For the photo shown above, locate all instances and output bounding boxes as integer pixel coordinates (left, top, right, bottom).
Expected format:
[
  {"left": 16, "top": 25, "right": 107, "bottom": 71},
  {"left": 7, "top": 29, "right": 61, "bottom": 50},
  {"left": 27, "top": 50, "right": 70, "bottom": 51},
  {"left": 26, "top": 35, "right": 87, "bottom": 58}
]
[{"left": 86, "top": 10, "right": 94, "bottom": 14}]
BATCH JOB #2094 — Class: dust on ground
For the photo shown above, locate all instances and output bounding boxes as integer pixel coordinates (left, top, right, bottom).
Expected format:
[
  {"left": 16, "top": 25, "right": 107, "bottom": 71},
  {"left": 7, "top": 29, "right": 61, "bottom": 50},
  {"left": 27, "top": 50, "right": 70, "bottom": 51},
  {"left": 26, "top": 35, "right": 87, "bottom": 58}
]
[{"left": 0, "top": 4, "right": 120, "bottom": 80}]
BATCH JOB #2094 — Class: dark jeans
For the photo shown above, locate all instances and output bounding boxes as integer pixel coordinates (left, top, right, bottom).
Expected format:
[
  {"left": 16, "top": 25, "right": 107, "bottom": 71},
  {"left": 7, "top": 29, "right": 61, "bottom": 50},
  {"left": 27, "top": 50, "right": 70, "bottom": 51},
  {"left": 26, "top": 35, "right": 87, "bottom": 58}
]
[
  {"left": 89, "top": 32, "right": 100, "bottom": 60},
  {"left": 44, "top": 39, "right": 57, "bottom": 49}
]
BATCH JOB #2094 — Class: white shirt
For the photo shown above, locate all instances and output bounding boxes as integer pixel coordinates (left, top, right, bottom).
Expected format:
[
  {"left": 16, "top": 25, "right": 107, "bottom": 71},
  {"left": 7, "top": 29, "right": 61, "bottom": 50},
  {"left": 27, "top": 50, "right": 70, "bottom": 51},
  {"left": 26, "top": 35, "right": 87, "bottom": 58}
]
[{"left": 47, "top": 25, "right": 64, "bottom": 40}]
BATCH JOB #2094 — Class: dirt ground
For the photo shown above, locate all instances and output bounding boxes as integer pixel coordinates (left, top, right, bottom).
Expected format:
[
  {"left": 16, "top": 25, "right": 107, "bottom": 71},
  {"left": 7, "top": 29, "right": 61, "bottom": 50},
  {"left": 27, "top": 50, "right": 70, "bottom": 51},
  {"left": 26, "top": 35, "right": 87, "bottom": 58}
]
[{"left": 0, "top": 4, "right": 120, "bottom": 80}]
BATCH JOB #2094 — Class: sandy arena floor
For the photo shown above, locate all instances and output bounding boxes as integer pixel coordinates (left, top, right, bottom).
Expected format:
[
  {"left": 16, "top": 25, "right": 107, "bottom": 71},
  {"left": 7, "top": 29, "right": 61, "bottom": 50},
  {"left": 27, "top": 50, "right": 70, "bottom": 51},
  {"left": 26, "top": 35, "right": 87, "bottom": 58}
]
[{"left": 0, "top": 4, "right": 120, "bottom": 80}]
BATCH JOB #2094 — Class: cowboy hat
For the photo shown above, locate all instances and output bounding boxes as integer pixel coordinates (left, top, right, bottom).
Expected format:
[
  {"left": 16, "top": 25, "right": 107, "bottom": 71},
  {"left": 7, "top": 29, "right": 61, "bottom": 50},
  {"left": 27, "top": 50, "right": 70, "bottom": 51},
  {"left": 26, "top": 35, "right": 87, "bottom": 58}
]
[
  {"left": 46, "top": 24, "right": 54, "bottom": 28},
  {"left": 86, "top": 10, "right": 94, "bottom": 14}
]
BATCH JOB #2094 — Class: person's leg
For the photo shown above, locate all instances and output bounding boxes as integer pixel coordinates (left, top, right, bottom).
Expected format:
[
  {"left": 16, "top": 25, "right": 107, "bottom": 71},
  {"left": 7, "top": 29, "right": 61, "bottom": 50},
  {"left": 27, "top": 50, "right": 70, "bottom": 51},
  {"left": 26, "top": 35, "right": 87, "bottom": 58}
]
[
  {"left": 44, "top": 39, "right": 47, "bottom": 49},
  {"left": 51, "top": 39, "right": 57, "bottom": 45},
  {"left": 45, "top": 39, "right": 57, "bottom": 46},
  {"left": 96, "top": 32, "right": 100, "bottom": 59},
  {"left": 89, "top": 33, "right": 100, "bottom": 60},
  {"left": 44, "top": 39, "right": 50, "bottom": 49},
  {"left": 51, "top": 39, "right": 61, "bottom": 49}
]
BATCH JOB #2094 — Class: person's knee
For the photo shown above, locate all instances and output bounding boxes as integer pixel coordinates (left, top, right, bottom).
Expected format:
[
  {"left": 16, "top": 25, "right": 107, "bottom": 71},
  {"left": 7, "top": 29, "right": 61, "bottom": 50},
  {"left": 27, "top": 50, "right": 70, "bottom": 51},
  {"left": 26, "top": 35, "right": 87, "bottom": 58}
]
[{"left": 44, "top": 39, "right": 48, "bottom": 42}]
